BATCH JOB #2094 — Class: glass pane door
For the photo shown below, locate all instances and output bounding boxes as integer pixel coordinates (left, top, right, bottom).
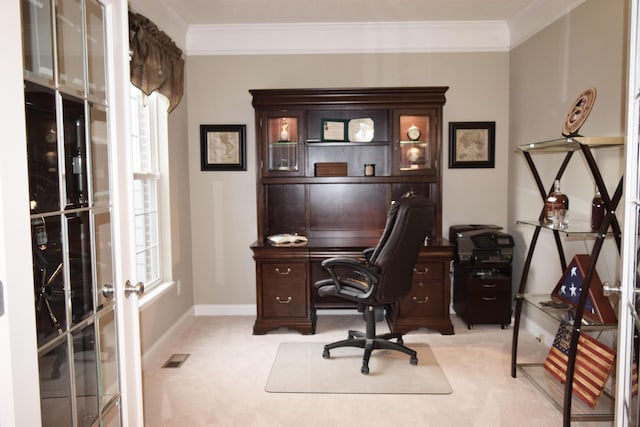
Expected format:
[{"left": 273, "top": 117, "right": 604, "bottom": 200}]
[
  {"left": 394, "top": 111, "right": 435, "bottom": 176},
  {"left": 265, "top": 114, "right": 301, "bottom": 175},
  {"left": 22, "top": 0, "right": 122, "bottom": 425}
]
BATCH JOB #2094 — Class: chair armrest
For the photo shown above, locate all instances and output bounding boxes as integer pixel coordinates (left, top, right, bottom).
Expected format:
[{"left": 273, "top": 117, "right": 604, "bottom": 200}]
[
  {"left": 320, "top": 257, "right": 378, "bottom": 279},
  {"left": 362, "top": 247, "right": 375, "bottom": 261},
  {"left": 317, "top": 257, "right": 379, "bottom": 299}
]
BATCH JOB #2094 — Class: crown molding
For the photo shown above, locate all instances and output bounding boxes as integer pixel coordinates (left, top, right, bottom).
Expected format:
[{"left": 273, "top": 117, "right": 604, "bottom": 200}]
[
  {"left": 184, "top": 0, "right": 586, "bottom": 56},
  {"left": 187, "top": 21, "right": 510, "bottom": 56},
  {"left": 508, "top": 0, "right": 587, "bottom": 49}
]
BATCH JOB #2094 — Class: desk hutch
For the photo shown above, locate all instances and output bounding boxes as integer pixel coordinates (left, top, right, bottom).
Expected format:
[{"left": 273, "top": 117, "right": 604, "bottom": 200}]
[{"left": 249, "top": 87, "right": 454, "bottom": 335}]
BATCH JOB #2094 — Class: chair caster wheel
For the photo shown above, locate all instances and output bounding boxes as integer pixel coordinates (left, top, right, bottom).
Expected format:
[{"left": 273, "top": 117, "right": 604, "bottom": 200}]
[
  {"left": 361, "top": 364, "right": 369, "bottom": 375},
  {"left": 322, "top": 349, "right": 330, "bottom": 359},
  {"left": 410, "top": 356, "right": 418, "bottom": 365}
]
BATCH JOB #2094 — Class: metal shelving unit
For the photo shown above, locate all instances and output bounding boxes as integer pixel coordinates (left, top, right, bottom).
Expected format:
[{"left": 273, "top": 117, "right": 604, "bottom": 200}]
[{"left": 511, "top": 136, "right": 624, "bottom": 426}]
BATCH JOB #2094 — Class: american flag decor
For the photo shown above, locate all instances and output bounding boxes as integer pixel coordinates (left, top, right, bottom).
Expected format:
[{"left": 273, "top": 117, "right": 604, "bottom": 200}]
[{"left": 544, "top": 321, "right": 615, "bottom": 408}]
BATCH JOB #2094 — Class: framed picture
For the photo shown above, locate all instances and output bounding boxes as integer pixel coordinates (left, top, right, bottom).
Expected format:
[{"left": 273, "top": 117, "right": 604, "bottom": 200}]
[
  {"left": 448, "top": 121, "right": 496, "bottom": 168},
  {"left": 200, "top": 124, "right": 246, "bottom": 171},
  {"left": 551, "top": 254, "right": 617, "bottom": 324},
  {"left": 321, "top": 119, "right": 348, "bottom": 141}
]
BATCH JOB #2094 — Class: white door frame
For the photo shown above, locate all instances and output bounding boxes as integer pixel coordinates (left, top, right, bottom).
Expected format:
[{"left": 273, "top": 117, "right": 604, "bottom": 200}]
[
  {"left": 0, "top": 1, "right": 42, "bottom": 425},
  {"left": 615, "top": 0, "right": 640, "bottom": 424},
  {"left": 104, "top": 0, "right": 146, "bottom": 423}
]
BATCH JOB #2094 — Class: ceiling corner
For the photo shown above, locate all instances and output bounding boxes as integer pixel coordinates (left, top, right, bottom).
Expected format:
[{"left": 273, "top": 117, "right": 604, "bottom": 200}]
[{"left": 508, "top": 0, "right": 587, "bottom": 49}]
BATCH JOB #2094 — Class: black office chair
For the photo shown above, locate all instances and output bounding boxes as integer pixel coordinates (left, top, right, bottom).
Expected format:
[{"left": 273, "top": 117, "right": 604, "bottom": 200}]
[{"left": 314, "top": 195, "right": 434, "bottom": 374}]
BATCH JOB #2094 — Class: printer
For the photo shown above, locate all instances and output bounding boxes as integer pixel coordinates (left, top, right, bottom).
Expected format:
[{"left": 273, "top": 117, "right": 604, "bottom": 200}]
[{"left": 449, "top": 224, "right": 514, "bottom": 264}]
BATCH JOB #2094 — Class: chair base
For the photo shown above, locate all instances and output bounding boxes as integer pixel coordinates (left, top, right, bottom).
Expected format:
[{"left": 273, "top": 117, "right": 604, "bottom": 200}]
[{"left": 322, "top": 307, "right": 418, "bottom": 375}]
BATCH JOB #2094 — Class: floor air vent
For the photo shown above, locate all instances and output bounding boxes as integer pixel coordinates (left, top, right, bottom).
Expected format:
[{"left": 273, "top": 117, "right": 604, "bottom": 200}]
[{"left": 162, "top": 353, "right": 190, "bottom": 368}]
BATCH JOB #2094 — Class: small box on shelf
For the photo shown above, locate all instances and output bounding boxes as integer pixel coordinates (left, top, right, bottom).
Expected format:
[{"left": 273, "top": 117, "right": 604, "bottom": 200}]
[{"left": 314, "top": 162, "right": 348, "bottom": 177}]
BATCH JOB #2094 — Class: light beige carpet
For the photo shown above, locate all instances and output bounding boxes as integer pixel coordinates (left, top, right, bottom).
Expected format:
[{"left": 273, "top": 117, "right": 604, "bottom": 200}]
[{"left": 266, "top": 342, "right": 453, "bottom": 394}]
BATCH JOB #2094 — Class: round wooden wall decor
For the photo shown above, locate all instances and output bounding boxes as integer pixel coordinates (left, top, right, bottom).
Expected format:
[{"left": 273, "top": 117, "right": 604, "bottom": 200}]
[{"left": 562, "top": 87, "right": 597, "bottom": 137}]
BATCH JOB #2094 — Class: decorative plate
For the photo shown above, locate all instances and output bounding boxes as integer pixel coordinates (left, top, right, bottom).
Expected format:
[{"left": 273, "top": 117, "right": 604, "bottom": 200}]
[
  {"left": 348, "top": 118, "right": 374, "bottom": 142},
  {"left": 407, "top": 146, "right": 422, "bottom": 162},
  {"left": 562, "top": 87, "right": 597, "bottom": 137}
]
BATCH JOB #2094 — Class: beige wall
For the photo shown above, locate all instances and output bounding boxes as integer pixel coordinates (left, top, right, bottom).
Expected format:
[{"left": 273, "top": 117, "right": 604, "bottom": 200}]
[
  {"left": 508, "top": 0, "right": 627, "bottom": 334},
  {"left": 131, "top": 1, "right": 194, "bottom": 354},
  {"left": 186, "top": 52, "right": 510, "bottom": 305},
  {"left": 133, "top": 0, "right": 628, "bottom": 350}
]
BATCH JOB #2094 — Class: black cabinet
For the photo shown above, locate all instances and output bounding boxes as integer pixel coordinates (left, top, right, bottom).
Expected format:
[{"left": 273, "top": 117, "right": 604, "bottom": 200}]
[{"left": 453, "top": 263, "right": 512, "bottom": 329}]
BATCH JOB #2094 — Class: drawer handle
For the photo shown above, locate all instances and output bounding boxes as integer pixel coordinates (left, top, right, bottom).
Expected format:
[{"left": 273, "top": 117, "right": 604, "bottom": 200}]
[
  {"left": 413, "top": 267, "right": 430, "bottom": 275},
  {"left": 412, "top": 296, "right": 429, "bottom": 304},
  {"left": 482, "top": 297, "right": 497, "bottom": 301},
  {"left": 276, "top": 296, "right": 292, "bottom": 304},
  {"left": 275, "top": 267, "right": 291, "bottom": 275},
  {"left": 482, "top": 284, "right": 497, "bottom": 288}
]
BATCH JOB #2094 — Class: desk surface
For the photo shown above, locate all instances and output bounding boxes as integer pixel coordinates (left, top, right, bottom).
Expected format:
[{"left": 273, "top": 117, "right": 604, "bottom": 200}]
[{"left": 250, "top": 236, "right": 452, "bottom": 252}]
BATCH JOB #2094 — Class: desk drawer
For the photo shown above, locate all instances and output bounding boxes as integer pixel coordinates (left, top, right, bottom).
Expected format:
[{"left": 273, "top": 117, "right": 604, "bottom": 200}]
[
  {"left": 261, "top": 263, "right": 307, "bottom": 318},
  {"left": 466, "top": 276, "right": 511, "bottom": 294},
  {"left": 464, "top": 292, "right": 512, "bottom": 322},
  {"left": 397, "top": 280, "right": 444, "bottom": 318},
  {"left": 412, "top": 262, "right": 444, "bottom": 280}
]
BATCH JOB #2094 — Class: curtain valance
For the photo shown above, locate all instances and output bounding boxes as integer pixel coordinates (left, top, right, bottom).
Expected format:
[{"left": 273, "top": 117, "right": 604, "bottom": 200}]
[{"left": 129, "top": 11, "right": 184, "bottom": 112}]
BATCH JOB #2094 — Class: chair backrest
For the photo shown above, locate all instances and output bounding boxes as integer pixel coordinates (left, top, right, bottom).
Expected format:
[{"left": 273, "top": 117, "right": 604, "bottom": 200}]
[
  {"left": 370, "top": 196, "right": 435, "bottom": 303},
  {"left": 366, "top": 199, "right": 400, "bottom": 263}
]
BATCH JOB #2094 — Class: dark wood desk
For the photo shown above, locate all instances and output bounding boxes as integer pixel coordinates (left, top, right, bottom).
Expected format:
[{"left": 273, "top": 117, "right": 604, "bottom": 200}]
[{"left": 250, "top": 237, "right": 454, "bottom": 335}]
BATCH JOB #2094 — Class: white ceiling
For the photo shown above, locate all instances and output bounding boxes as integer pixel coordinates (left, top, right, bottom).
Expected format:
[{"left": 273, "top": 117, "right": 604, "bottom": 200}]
[{"left": 160, "top": 0, "right": 535, "bottom": 26}]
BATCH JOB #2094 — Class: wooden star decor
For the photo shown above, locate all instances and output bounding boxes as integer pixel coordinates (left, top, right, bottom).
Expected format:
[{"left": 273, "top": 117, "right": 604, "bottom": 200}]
[{"left": 551, "top": 254, "right": 617, "bottom": 324}]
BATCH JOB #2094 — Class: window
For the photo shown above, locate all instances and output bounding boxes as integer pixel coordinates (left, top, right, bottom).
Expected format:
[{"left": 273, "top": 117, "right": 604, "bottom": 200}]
[{"left": 130, "top": 85, "right": 171, "bottom": 288}]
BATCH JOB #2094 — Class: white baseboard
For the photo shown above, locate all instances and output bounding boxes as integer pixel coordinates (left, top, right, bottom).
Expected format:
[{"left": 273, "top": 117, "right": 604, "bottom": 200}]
[
  {"left": 142, "top": 307, "right": 195, "bottom": 370},
  {"left": 521, "top": 316, "right": 554, "bottom": 348},
  {"left": 193, "top": 304, "right": 256, "bottom": 316},
  {"left": 194, "top": 304, "right": 440, "bottom": 317}
]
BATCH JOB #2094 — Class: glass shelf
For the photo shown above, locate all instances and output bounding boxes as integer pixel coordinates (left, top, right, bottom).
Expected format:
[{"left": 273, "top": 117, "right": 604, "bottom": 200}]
[
  {"left": 516, "top": 219, "right": 615, "bottom": 236},
  {"left": 520, "top": 294, "right": 617, "bottom": 330},
  {"left": 517, "top": 363, "right": 614, "bottom": 422},
  {"left": 517, "top": 136, "right": 624, "bottom": 153},
  {"left": 306, "top": 140, "right": 389, "bottom": 146}
]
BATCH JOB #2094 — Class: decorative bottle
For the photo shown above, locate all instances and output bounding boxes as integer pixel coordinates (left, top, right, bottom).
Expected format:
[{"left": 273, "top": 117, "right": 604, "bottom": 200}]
[
  {"left": 591, "top": 187, "right": 605, "bottom": 231},
  {"left": 544, "top": 179, "right": 569, "bottom": 227},
  {"left": 280, "top": 118, "right": 289, "bottom": 142}
]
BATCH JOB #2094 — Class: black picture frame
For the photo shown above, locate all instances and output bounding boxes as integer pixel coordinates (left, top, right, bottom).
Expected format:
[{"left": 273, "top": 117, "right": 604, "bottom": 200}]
[
  {"left": 321, "top": 119, "right": 348, "bottom": 141},
  {"left": 200, "top": 124, "right": 246, "bottom": 171},
  {"left": 448, "top": 121, "right": 495, "bottom": 168}
]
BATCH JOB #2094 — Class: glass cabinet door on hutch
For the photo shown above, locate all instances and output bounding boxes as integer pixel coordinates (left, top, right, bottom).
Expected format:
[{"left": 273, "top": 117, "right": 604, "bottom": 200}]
[
  {"left": 394, "top": 111, "right": 437, "bottom": 175},
  {"left": 261, "top": 112, "right": 303, "bottom": 176}
]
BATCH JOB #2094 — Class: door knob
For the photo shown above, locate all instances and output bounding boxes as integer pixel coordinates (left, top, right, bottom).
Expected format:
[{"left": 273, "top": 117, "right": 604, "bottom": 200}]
[
  {"left": 101, "top": 283, "right": 114, "bottom": 298},
  {"left": 602, "top": 281, "right": 640, "bottom": 297},
  {"left": 124, "top": 280, "right": 145, "bottom": 297}
]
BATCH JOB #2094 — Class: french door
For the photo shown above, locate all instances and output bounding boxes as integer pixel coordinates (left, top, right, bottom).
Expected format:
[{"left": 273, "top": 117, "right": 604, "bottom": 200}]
[
  {"left": 0, "top": 0, "right": 143, "bottom": 425},
  {"left": 616, "top": 0, "right": 640, "bottom": 425}
]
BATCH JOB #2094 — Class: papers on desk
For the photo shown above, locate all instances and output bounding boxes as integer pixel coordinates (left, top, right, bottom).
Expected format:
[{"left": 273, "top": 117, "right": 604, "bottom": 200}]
[{"left": 267, "top": 233, "right": 308, "bottom": 245}]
